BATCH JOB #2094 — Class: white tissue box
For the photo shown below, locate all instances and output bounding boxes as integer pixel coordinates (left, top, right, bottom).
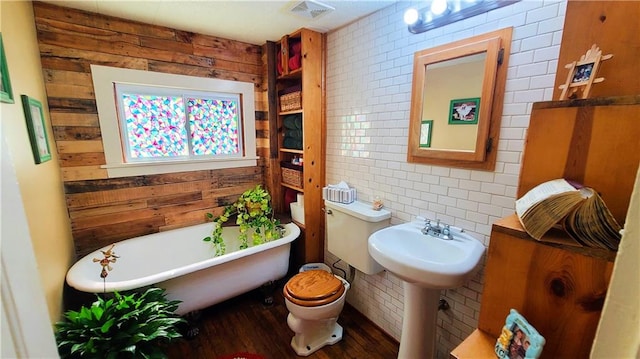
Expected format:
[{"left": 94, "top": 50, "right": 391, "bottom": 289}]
[
  {"left": 290, "top": 202, "right": 305, "bottom": 225},
  {"left": 322, "top": 186, "right": 356, "bottom": 204}
]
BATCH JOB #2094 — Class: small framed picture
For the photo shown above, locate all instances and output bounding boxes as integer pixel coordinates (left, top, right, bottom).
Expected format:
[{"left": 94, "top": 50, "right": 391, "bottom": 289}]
[
  {"left": 21, "top": 95, "right": 52, "bottom": 164},
  {"left": 495, "top": 309, "right": 545, "bottom": 359},
  {"left": 1, "top": 33, "right": 14, "bottom": 104},
  {"left": 449, "top": 97, "right": 480, "bottom": 125},
  {"left": 558, "top": 45, "right": 612, "bottom": 100},
  {"left": 419, "top": 119, "right": 433, "bottom": 148},
  {"left": 571, "top": 62, "right": 595, "bottom": 84}
]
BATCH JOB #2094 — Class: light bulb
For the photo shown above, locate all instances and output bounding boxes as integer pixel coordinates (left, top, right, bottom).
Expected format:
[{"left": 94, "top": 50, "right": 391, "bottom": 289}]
[
  {"left": 404, "top": 8, "right": 420, "bottom": 25},
  {"left": 430, "top": 0, "right": 449, "bottom": 16}
]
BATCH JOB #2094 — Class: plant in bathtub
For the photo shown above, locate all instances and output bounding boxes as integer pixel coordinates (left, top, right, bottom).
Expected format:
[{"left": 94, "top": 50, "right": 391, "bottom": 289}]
[
  {"left": 55, "top": 287, "right": 184, "bottom": 359},
  {"left": 204, "top": 184, "right": 281, "bottom": 255}
]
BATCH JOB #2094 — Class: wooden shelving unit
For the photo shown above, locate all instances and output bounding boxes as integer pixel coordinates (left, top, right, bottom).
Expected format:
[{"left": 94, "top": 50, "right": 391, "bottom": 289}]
[
  {"left": 267, "top": 28, "right": 325, "bottom": 267},
  {"left": 452, "top": 96, "right": 639, "bottom": 358},
  {"left": 451, "top": 215, "right": 616, "bottom": 359}
]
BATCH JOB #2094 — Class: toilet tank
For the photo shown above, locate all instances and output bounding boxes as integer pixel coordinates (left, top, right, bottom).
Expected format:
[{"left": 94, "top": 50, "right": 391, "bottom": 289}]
[{"left": 325, "top": 200, "right": 391, "bottom": 275}]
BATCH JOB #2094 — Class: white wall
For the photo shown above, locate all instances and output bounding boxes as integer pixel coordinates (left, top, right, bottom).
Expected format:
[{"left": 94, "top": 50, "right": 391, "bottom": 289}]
[
  {"left": 325, "top": 1, "right": 567, "bottom": 356},
  {"left": 1, "top": 0, "right": 75, "bottom": 324},
  {"left": 591, "top": 167, "right": 640, "bottom": 358}
]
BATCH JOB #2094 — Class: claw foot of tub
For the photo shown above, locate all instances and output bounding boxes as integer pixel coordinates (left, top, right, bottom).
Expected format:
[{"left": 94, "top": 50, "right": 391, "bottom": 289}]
[
  {"left": 261, "top": 280, "right": 277, "bottom": 306},
  {"left": 181, "top": 310, "right": 202, "bottom": 339}
]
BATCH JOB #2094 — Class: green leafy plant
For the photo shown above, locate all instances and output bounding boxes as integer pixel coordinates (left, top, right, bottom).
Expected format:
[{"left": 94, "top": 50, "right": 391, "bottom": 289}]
[
  {"left": 55, "top": 287, "right": 185, "bottom": 359},
  {"left": 204, "top": 185, "right": 281, "bottom": 256}
]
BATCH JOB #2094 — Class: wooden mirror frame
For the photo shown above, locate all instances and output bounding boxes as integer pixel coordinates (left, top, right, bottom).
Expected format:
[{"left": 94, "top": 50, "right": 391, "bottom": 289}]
[{"left": 407, "top": 27, "right": 512, "bottom": 171}]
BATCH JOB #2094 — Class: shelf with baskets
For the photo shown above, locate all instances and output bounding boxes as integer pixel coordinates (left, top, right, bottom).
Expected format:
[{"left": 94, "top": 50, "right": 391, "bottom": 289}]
[
  {"left": 268, "top": 27, "right": 325, "bottom": 265},
  {"left": 280, "top": 161, "right": 304, "bottom": 192}
]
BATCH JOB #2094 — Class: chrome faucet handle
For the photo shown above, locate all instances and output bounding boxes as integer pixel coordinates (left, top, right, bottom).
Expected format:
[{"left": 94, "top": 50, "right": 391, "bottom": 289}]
[
  {"left": 442, "top": 224, "right": 451, "bottom": 240},
  {"left": 421, "top": 219, "right": 432, "bottom": 235}
]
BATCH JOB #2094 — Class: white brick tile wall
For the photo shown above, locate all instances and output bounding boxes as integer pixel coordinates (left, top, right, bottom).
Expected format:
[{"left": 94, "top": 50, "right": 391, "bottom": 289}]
[{"left": 325, "top": 1, "right": 566, "bottom": 357}]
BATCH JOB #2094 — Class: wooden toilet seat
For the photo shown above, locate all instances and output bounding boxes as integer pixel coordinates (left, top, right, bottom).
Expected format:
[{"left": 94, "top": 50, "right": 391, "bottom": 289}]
[{"left": 283, "top": 270, "right": 345, "bottom": 307}]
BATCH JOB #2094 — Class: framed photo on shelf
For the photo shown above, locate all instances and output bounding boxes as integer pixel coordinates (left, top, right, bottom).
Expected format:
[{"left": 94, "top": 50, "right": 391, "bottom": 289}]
[
  {"left": 419, "top": 119, "right": 433, "bottom": 148},
  {"left": 495, "top": 309, "right": 545, "bottom": 359},
  {"left": 21, "top": 95, "right": 52, "bottom": 164},
  {"left": 1, "top": 33, "right": 14, "bottom": 104},
  {"left": 449, "top": 97, "right": 480, "bottom": 125},
  {"left": 571, "top": 62, "right": 595, "bottom": 84},
  {"left": 558, "top": 44, "right": 612, "bottom": 100}
]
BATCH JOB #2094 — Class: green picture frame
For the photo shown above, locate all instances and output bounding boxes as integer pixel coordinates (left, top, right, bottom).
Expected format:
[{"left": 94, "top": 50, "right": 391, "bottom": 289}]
[
  {"left": 21, "top": 95, "right": 52, "bottom": 164},
  {"left": 419, "top": 119, "right": 433, "bottom": 148},
  {"left": 449, "top": 97, "right": 480, "bottom": 125},
  {"left": 1, "top": 33, "right": 15, "bottom": 104}
]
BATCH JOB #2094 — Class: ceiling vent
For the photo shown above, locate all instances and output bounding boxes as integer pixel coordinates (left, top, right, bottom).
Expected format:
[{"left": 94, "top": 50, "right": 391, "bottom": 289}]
[{"left": 289, "top": 0, "right": 335, "bottom": 19}]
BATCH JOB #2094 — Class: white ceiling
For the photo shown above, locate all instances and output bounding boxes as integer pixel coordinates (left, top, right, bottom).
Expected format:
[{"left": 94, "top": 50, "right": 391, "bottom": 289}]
[{"left": 42, "top": 0, "right": 398, "bottom": 45}]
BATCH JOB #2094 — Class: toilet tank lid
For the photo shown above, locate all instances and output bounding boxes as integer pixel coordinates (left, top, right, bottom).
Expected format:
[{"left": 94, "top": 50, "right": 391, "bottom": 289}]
[{"left": 324, "top": 200, "right": 391, "bottom": 222}]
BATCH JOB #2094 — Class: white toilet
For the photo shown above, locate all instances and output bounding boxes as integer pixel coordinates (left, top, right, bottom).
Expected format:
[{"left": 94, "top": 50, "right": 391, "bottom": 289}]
[{"left": 283, "top": 200, "right": 391, "bottom": 356}]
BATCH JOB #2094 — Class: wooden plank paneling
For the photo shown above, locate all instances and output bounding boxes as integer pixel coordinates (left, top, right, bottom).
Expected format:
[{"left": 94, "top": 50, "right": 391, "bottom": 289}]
[
  {"left": 61, "top": 166, "right": 109, "bottom": 181},
  {"left": 192, "top": 35, "right": 262, "bottom": 64},
  {"left": 66, "top": 180, "right": 212, "bottom": 208},
  {"left": 33, "top": 2, "right": 269, "bottom": 257},
  {"left": 39, "top": 44, "right": 150, "bottom": 71},
  {"left": 72, "top": 216, "right": 168, "bottom": 257},
  {"left": 58, "top": 153, "right": 105, "bottom": 167},
  {"left": 56, "top": 140, "right": 104, "bottom": 153},
  {"left": 147, "top": 61, "right": 260, "bottom": 84},
  {"left": 33, "top": 2, "right": 178, "bottom": 40},
  {"left": 47, "top": 98, "right": 97, "bottom": 113},
  {"left": 43, "top": 69, "right": 93, "bottom": 85},
  {"left": 35, "top": 17, "right": 142, "bottom": 45},
  {"left": 49, "top": 113, "right": 99, "bottom": 127},
  {"left": 37, "top": 30, "right": 213, "bottom": 68},
  {"left": 53, "top": 126, "right": 101, "bottom": 141},
  {"left": 69, "top": 200, "right": 148, "bottom": 219}
]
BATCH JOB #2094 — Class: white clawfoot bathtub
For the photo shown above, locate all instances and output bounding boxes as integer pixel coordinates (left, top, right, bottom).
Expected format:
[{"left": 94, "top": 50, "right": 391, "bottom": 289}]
[{"left": 66, "top": 222, "right": 300, "bottom": 314}]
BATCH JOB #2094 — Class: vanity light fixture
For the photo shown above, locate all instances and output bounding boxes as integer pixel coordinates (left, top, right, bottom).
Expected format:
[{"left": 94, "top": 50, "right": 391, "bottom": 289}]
[{"left": 404, "top": 0, "right": 520, "bottom": 34}]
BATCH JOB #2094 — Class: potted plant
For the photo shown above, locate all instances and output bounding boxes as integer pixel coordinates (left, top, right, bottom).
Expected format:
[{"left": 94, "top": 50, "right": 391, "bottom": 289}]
[
  {"left": 204, "top": 185, "right": 281, "bottom": 256},
  {"left": 55, "top": 287, "right": 185, "bottom": 359}
]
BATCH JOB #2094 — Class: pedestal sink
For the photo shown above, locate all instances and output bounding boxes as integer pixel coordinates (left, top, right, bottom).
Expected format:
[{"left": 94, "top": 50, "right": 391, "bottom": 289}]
[{"left": 368, "top": 220, "right": 485, "bottom": 359}]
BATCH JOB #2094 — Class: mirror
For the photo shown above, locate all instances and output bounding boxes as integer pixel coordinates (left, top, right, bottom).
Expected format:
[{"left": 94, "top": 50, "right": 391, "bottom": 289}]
[{"left": 407, "top": 27, "right": 512, "bottom": 170}]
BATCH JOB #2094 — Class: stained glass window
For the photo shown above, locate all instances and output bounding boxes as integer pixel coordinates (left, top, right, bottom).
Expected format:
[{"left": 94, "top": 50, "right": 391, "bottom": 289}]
[
  {"left": 116, "top": 84, "right": 241, "bottom": 163},
  {"left": 187, "top": 97, "right": 239, "bottom": 156}
]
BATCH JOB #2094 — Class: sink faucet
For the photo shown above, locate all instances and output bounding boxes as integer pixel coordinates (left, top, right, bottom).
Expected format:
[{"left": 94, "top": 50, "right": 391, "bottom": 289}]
[{"left": 421, "top": 218, "right": 453, "bottom": 240}]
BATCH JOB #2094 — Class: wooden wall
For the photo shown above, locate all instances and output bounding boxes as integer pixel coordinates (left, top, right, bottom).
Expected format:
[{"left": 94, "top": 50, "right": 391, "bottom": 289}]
[
  {"left": 32, "top": 2, "right": 272, "bottom": 257},
  {"left": 553, "top": 1, "right": 640, "bottom": 99}
]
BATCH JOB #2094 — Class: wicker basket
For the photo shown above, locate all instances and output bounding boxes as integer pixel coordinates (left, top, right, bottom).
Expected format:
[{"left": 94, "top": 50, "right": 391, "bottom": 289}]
[
  {"left": 279, "top": 91, "right": 302, "bottom": 112},
  {"left": 282, "top": 167, "right": 302, "bottom": 188}
]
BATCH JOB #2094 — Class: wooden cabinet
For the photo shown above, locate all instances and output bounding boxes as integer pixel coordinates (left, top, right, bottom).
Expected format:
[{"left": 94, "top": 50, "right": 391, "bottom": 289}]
[{"left": 267, "top": 28, "right": 325, "bottom": 266}]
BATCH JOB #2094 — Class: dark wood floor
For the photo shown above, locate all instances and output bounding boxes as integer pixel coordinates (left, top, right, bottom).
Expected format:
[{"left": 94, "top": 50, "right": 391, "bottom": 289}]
[{"left": 166, "top": 280, "right": 399, "bottom": 359}]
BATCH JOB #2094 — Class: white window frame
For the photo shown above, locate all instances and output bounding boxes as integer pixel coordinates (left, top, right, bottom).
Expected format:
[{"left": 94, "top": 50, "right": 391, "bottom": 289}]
[{"left": 91, "top": 64, "right": 257, "bottom": 178}]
